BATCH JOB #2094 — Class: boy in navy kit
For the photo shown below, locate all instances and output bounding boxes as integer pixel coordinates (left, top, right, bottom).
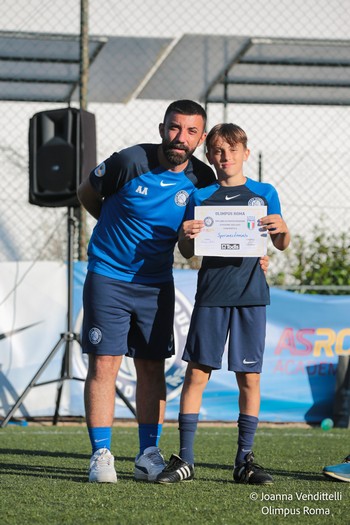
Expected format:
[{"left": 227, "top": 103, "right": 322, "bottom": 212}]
[{"left": 156, "top": 123, "right": 290, "bottom": 485}]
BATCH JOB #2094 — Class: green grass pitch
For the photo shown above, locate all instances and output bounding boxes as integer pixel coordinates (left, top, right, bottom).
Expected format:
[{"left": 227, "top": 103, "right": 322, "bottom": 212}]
[{"left": 0, "top": 424, "right": 349, "bottom": 524}]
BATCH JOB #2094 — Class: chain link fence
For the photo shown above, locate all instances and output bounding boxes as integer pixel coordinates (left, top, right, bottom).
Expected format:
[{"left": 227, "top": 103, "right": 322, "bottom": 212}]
[{"left": 1, "top": 0, "right": 350, "bottom": 289}]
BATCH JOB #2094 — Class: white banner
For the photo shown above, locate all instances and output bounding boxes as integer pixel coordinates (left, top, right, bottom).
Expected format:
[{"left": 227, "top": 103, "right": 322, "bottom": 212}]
[{"left": 1, "top": 262, "right": 347, "bottom": 422}]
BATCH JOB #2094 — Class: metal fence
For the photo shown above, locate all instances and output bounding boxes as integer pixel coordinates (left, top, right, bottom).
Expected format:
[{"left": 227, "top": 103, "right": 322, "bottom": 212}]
[{"left": 1, "top": 0, "right": 350, "bottom": 288}]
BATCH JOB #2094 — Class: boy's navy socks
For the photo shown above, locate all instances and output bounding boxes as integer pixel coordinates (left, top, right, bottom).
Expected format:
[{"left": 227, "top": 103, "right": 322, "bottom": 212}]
[
  {"left": 138, "top": 423, "right": 163, "bottom": 454},
  {"left": 88, "top": 426, "right": 112, "bottom": 454},
  {"left": 235, "top": 413, "right": 259, "bottom": 466},
  {"left": 178, "top": 413, "right": 199, "bottom": 465}
]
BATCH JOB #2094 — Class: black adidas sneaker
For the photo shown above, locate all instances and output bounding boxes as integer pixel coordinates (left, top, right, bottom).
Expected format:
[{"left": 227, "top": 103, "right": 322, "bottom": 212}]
[
  {"left": 156, "top": 454, "right": 194, "bottom": 484},
  {"left": 233, "top": 451, "right": 273, "bottom": 484}
]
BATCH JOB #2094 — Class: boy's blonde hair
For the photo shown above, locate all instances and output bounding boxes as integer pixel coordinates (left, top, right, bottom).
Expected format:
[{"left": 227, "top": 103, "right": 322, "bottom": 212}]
[{"left": 206, "top": 123, "right": 248, "bottom": 151}]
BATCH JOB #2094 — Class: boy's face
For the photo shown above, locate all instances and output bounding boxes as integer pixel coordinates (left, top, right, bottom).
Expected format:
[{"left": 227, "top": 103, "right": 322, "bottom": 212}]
[{"left": 206, "top": 138, "right": 250, "bottom": 179}]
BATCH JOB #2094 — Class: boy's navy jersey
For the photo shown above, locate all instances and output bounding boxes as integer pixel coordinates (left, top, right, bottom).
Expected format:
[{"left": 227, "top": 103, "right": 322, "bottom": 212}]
[
  {"left": 87, "top": 143, "right": 216, "bottom": 284},
  {"left": 186, "top": 178, "right": 282, "bottom": 307}
]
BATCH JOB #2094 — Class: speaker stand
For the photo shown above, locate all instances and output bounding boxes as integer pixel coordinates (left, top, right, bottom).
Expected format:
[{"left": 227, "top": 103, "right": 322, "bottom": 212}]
[{"left": 0, "top": 207, "right": 136, "bottom": 428}]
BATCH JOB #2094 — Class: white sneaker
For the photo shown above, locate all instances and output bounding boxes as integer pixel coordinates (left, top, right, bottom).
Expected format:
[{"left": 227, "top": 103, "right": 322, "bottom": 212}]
[
  {"left": 89, "top": 447, "right": 117, "bottom": 483},
  {"left": 134, "top": 446, "right": 166, "bottom": 481}
]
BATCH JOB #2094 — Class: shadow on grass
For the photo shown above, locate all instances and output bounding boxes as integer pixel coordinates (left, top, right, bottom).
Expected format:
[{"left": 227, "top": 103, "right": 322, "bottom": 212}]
[
  {"left": 0, "top": 447, "right": 89, "bottom": 459},
  {"left": 0, "top": 449, "right": 137, "bottom": 483},
  {"left": 1, "top": 452, "right": 329, "bottom": 485},
  {"left": 266, "top": 468, "right": 325, "bottom": 482},
  {"left": 194, "top": 461, "right": 327, "bottom": 483},
  {"left": 0, "top": 460, "right": 137, "bottom": 483},
  {"left": 0, "top": 461, "right": 87, "bottom": 482},
  {"left": 1, "top": 459, "right": 328, "bottom": 484},
  {"left": 0, "top": 447, "right": 133, "bottom": 461}
]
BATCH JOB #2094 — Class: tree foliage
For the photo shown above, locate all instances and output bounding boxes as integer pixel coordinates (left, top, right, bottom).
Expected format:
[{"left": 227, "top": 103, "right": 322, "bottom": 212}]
[{"left": 271, "top": 224, "right": 350, "bottom": 294}]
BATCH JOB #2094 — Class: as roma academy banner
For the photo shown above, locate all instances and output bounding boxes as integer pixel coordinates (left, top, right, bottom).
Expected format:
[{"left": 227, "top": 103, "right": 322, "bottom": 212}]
[{"left": 0, "top": 263, "right": 348, "bottom": 422}]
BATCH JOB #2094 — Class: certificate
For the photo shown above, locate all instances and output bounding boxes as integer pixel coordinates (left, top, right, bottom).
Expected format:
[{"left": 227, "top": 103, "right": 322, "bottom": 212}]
[{"left": 194, "top": 206, "right": 267, "bottom": 257}]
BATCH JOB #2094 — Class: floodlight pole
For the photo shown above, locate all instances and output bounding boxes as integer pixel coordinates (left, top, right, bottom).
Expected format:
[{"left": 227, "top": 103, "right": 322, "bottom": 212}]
[{"left": 78, "top": 0, "right": 89, "bottom": 261}]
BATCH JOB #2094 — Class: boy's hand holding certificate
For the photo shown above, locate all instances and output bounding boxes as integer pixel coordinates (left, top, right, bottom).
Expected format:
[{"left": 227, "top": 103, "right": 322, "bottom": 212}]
[{"left": 194, "top": 206, "right": 267, "bottom": 257}]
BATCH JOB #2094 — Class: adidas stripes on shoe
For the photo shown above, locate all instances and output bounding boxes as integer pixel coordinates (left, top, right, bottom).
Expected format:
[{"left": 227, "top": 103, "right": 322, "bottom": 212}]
[{"left": 156, "top": 454, "right": 194, "bottom": 484}]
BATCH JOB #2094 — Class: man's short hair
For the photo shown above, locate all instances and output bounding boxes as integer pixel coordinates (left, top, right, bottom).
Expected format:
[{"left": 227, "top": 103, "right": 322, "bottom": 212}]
[{"left": 163, "top": 99, "right": 207, "bottom": 128}]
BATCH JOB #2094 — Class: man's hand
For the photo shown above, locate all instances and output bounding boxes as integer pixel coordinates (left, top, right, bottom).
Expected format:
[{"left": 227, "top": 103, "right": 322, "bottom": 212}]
[
  {"left": 260, "top": 255, "right": 269, "bottom": 276},
  {"left": 181, "top": 219, "right": 204, "bottom": 240}
]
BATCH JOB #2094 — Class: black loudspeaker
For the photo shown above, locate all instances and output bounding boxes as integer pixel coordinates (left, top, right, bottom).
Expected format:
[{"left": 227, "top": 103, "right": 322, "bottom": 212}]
[{"left": 29, "top": 108, "right": 96, "bottom": 207}]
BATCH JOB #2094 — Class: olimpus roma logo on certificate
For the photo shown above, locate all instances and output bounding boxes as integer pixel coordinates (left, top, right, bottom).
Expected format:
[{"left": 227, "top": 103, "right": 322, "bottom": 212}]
[{"left": 194, "top": 205, "right": 267, "bottom": 257}]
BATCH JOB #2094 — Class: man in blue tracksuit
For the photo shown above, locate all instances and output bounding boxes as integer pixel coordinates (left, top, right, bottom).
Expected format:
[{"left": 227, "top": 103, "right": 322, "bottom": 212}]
[{"left": 77, "top": 100, "right": 216, "bottom": 483}]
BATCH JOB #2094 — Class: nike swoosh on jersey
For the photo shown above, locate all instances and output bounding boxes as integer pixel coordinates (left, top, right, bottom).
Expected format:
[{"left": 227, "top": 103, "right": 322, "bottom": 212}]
[
  {"left": 243, "top": 358, "right": 258, "bottom": 365},
  {"left": 225, "top": 194, "right": 240, "bottom": 200},
  {"left": 160, "top": 181, "right": 177, "bottom": 187}
]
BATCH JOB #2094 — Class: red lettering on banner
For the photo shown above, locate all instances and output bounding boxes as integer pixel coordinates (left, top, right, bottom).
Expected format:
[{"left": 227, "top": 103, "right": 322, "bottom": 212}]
[
  {"left": 273, "top": 359, "right": 305, "bottom": 374},
  {"left": 295, "top": 329, "right": 314, "bottom": 355},
  {"left": 273, "top": 359, "right": 285, "bottom": 373},
  {"left": 275, "top": 328, "right": 315, "bottom": 355},
  {"left": 273, "top": 360, "right": 337, "bottom": 376},
  {"left": 294, "top": 360, "right": 305, "bottom": 373},
  {"left": 275, "top": 328, "right": 295, "bottom": 355}
]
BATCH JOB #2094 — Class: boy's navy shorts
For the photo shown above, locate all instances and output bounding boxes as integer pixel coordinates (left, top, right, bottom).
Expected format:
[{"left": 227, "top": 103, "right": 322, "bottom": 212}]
[
  {"left": 183, "top": 305, "right": 266, "bottom": 373},
  {"left": 82, "top": 271, "right": 175, "bottom": 359}
]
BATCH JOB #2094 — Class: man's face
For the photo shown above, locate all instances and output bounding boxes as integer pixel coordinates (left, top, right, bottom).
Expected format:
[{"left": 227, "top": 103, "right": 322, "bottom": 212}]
[{"left": 159, "top": 112, "right": 207, "bottom": 167}]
